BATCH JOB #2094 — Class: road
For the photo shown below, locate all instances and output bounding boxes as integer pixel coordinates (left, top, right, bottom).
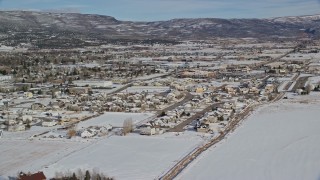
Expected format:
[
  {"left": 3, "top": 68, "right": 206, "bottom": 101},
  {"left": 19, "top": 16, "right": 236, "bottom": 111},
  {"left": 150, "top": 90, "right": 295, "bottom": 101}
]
[
  {"left": 167, "top": 102, "right": 223, "bottom": 132},
  {"left": 283, "top": 73, "right": 299, "bottom": 91},
  {"left": 291, "top": 76, "right": 310, "bottom": 91},
  {"left": 157, "top": 92, "right": 194, "bottom": 115},
  {"left": 109, "top": 83, "right": 133, "bottom": 94}
]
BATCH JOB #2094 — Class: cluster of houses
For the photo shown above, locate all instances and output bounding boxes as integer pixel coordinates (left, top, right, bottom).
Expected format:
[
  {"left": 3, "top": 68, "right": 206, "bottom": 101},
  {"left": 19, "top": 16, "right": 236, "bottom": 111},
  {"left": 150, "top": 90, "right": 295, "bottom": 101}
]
[
  {"left": 79, "top": 125, "right": 113, "bottom": 138},
  {"left": 0, "top": 39, "right": 319, "bottom": 137}
]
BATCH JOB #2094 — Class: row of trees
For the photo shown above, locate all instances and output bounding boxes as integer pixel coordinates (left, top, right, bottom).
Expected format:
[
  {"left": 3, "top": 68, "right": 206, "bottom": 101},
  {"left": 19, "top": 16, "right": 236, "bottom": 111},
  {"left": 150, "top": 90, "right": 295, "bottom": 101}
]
[{"left": 53, "top": 169, "right": 114, "bottom": 180}]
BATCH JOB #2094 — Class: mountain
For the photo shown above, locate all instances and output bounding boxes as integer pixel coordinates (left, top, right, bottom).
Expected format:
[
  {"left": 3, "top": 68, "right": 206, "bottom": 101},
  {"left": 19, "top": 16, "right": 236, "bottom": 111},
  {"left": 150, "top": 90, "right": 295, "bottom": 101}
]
[{"left": 0, "top": 11, "right": 319, "bottom": 48}]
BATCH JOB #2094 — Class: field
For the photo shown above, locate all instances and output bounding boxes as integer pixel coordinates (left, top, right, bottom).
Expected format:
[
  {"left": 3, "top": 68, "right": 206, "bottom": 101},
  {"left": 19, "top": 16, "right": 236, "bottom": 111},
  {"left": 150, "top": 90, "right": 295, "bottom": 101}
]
[
  {"left": 43, "top": 134, "right": 203, "bottom": 179},
  {"left": 0, "top": 139, "right": 85, "bottom": 177},
  {"left": 177, "top": 93, "right": 320, "bottom": 180},
  {"left": 0, "top": 127, "right": 203, "bottom": 179}
]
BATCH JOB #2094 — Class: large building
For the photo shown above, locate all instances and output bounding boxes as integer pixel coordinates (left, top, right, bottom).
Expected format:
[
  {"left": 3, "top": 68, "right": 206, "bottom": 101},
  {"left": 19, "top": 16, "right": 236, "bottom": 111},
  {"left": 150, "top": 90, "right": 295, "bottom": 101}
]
[
  {"left": 0, "top": 75, "right": 12, "bottom": 81},
  {"left": 178, "top": 70, "right": 215, "bottom": 79},
  {"left": 73, "top": 80, "right": 113, "bottom": 88}
]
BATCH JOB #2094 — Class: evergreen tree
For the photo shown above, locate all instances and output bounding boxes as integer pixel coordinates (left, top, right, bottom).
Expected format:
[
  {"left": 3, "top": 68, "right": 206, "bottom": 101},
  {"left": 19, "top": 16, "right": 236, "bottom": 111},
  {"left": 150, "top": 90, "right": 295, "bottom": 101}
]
[
  {"left": 96, "top": 174, "right": 101, "bottom": 180},
  {"left": 72, "top": 172, "right": 77, "bottom": 180},
  {"left": 85, "top": 170, "right": 91, "bottom": 180}
]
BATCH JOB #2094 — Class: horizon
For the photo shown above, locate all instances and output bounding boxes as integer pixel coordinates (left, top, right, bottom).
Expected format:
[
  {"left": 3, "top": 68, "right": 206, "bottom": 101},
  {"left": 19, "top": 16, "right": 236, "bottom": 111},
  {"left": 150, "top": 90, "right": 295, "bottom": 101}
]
[
  {"left": 1, "top": 9, "right": 320, "bottom": 22},
  {"left": 0, "top": 0, "right": 319, "bottom": 21}
]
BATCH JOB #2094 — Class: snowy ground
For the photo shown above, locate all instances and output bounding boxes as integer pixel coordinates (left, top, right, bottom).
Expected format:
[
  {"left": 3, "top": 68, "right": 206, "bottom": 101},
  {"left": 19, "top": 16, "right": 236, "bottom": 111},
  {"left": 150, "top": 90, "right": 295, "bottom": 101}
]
[
  {"left": 0, "top": 139, "right": 86, "bottom": 177},
  {"left": 43, "top": 133, "right": 204, "bottom": 179},
  {"left": 77, "top": 112, "right": 154, "bottom": 128},
  {"left": 177, "top": 92, "right": 320, "bottom": 180},
  {"left": 0, "top": 115, "right": 204, "bottom": 180}
]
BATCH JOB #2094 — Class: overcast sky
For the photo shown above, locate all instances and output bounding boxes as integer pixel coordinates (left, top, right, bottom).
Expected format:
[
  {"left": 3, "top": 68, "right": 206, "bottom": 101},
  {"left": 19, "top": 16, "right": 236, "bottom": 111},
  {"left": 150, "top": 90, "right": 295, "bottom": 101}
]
[{"left": 0, "top": 0, "right": 320, "bottom": 21}]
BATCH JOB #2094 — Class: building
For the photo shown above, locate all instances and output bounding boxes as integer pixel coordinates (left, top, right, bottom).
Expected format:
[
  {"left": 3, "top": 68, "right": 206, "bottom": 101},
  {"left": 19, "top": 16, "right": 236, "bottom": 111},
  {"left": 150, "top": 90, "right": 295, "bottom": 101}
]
[
  {"left": 42, "top": 121, "right": 57, "bottom": 127},
  {"left": 0, "top": 75, "right": 12, "bottom": 81},
  {"left": 139, "top": 123, "right": 156, "bottom": 135},
  {"left": 266, "top": 77, "right": 277, "bottom": 84},
  {"left": 265, "top": 84, "right": 274, "bottom": 93},
  {"left": 81, "top": 129, "right": 97, "bottom": 138},
  {"left": 179, "top": 70, "right": 215, "bottom": 78},
  {"left": 68, "top": 87, "right": 91, "bottom": 95},
  {"left": 24, "top": 92, "right": 33, "bottom": 98},
  {"left": 73, "top": 80, "right": 113, "bottom": 88},
  {"left": 8, "top": 125, "right": 25, "bottom": 132},
  {"left": 19, "top": 171, "right": 46, "bottom": 180}
]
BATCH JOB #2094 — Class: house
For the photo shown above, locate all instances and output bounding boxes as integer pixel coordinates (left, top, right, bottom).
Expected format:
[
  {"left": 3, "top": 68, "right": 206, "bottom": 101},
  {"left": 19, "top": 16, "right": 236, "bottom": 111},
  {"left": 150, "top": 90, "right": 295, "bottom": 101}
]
[
  {"left": 22, "top": 115, "right": 33, "bottom": 122},
  {"left": 99, "top": 125, "right": 113, "bottom": 133},
  {"left": 8, "top": 125, "right": 25, "bottom": 132},
  {"left": 31, "top": 102, "right": 46, "bottom": 110},
  {"left": 81, "top": 129, "right": 97, "bottom": 138},
  {"left": 69, "top": 87, "right": 90, "bottom": 95},
  {"left": 266, "top": 77, "right": 276, "bottom": 84},
  {"left": 42, "top": 121, "right": 57, "bottom": 127},
  {"left": 197, "top": 123, "right": 209, "bottom": 133},
  {"left": 265, "top": 84, "right": 274, "bottom": 93},
  {"left": 19, "top": 171, "right": 46, "bottom": 180},
  {"left": 73, "top": 80, "right": 113, "bottom": 88},
  {"left": 24, "top": 92, "right": 33, "bottom": 99},
  {"left": 0, "top": 75, "right": 12, "bottom": 81},
  {"left": 179, "top": 70, "right": 215, "bottom": 78},
  {"left": 139, "top": 123, "right": 156, "bottom": 135},
  {"left": 225, "top": 87, "right": 237, "bottom": 95}
]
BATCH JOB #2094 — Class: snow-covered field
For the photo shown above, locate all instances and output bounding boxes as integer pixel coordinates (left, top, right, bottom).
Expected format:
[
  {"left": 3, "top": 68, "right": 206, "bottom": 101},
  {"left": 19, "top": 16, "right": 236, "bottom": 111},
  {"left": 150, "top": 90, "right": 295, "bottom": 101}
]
[
  {"left": 77, "top": 112, "right": 154, "bottom": 128},
  {"left": 0, "top": 139, "right": 85, "bottom": 176},
  {"left": 43, "top": 133, "right": 203, "bottom": 179},
  {"left": 177, "top": 93, "right": 320, "bottom": 180},
  {"left": 0, "top": 112, "right": 203, "bottom": 180}
]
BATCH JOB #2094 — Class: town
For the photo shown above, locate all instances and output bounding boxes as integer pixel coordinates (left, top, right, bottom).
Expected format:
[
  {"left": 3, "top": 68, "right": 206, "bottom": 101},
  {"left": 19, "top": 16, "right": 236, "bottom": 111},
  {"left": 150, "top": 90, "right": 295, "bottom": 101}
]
[{"left": 1, "top": 36, "right": 320, "bottom": 179}]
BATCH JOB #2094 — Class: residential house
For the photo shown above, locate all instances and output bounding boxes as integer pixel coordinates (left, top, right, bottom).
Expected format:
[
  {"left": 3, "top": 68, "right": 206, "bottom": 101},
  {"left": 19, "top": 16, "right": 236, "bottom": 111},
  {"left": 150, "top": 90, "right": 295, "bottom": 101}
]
[
  {"left": 8, "top": 124, "right": 25, "bottom": 132},
  {"left": 139, "top": 123, "right": 156, "bottom": 135},
  {"left": 81, "top": 129, "right": 97, "bottom": 138},
  {"left": 42, "top": 121, "right": 57, "bottom": 127},
  {"left": 19, "top": 171, "right": 46, "bottom": 180}
]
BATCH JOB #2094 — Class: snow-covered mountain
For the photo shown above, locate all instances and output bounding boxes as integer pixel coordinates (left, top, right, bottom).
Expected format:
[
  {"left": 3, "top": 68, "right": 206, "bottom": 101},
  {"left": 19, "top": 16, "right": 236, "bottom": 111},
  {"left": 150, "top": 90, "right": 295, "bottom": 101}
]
[{"left": 0, "top": 11, "right": 319, "bottom": 48}]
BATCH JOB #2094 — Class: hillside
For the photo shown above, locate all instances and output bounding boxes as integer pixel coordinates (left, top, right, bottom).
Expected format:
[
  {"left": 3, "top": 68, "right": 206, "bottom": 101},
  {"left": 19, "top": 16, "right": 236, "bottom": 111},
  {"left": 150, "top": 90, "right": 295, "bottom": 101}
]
[{"left": 0, "top": 11, "right": 319, "bottom": 48}]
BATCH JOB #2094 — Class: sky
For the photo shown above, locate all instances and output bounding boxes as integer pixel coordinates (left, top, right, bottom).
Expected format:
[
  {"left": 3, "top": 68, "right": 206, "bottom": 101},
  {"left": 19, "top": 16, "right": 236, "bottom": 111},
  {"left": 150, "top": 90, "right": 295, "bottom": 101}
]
[{"left": 0, "top": 0, "right": 320, "bottom": 21}]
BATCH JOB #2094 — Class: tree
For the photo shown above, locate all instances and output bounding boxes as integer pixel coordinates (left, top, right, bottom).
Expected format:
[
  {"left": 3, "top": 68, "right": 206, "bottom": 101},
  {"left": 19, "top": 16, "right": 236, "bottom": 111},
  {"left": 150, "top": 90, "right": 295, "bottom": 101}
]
[
  {"left": 123, "top": 118, "right": 133, "bottom": 135},
  {"left": 72, "top": 173, "right": 77, "bottom": 180},
  {"left": 22, "top": 85, "right": 29, "bottom": 92},
  {"left": 67, "top": 128, "right": 77, "bottom": 138},
  {"left": 158, "top": 111, "right": 166, "bottom": 117},
  {"left": 306, "top": 83, "right": 313, "bottom": 94},
  {"left": 68, "top": 77, "right": 73, "bottom": 85},
  {"left": 85, "top": 170, "right": 91, "bottom": 180}
]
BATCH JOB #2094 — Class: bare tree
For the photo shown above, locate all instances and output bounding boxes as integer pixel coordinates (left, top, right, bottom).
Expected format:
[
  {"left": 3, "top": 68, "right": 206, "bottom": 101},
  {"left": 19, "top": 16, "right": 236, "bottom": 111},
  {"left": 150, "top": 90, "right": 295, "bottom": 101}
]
[
  {"left": 306, "top": 83, "right": 313, "bottom": 94},
  {"left": 123, "top": 118, "right": 133, "bottom": 136},
  {"left": 67, "top": 127, "right": 77, "bottom": 137},
  {"left": 76, "top": 168, "right": 85, "bottom": 180}
]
